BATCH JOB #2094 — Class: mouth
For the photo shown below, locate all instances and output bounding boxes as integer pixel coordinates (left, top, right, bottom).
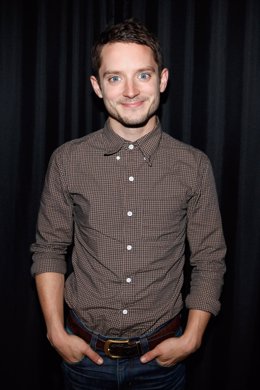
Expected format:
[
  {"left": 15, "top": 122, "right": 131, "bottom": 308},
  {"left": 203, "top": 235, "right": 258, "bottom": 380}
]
[{"left": 120, "top": 100, "right": 144, "bottom": 109}]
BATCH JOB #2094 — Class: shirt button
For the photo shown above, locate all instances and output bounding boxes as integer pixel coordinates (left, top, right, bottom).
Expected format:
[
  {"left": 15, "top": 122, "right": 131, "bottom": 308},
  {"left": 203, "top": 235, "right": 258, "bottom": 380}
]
[
  {"left": 127, "top": 211, "right": 133, "bottom": 217},
  {"left": 122, "top": 309, "right": 128, "bottom": 315},
  {"left": 128, "top": 144, "right": 134, "bottom": 150},
  {"left": 126, "top": 277, "right": 132, "bottom": 283},
  {"left": 127, "top": 245, "right": 132, "bottom": 251},
  {"left": 129, "top": 176, "right": 134, "bottom": 182},
  {"left": 116, "top": 155, "right": 121, "bottom": 160}
]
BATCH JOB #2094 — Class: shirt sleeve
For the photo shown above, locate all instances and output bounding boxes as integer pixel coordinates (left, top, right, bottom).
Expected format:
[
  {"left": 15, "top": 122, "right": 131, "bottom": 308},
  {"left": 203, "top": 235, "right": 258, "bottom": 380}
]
[
  {"left": 185, "top": 153, "right": 226, "bottom": 315},
  {"left": 30, "top": 145, "right": 74, "bottom": 276}
]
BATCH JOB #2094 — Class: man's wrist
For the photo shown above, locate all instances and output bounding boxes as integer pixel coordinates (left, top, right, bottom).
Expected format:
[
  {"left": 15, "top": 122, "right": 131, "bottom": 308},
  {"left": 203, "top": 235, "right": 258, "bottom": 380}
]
[{"left": 180, "top": 331, "right": 202, "bottom": 353}]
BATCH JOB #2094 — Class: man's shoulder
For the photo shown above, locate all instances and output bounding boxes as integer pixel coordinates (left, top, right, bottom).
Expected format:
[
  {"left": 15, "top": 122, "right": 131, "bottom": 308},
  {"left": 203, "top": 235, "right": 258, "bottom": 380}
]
[
  {"left": 52, "top": 128, "right": 104, "bottom": 157},
  {"left": 161, "top": 132, "right": 208, "bottom": 162}
]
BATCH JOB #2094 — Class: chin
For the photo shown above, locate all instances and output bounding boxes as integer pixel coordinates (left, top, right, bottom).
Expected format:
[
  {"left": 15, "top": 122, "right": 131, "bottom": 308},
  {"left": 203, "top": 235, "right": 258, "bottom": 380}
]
[
  {"left": 117, "top": 113, "right": 154, "bottom": 128},
  {"left": 122, "top": 119, "right": 150, "bottom": 128}
]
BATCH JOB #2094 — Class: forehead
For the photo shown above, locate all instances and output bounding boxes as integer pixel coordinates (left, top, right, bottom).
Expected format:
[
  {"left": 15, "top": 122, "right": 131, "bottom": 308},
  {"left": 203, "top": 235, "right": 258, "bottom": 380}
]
[{"left": 99, "top": 42, "right": 157, "bottom": 74}]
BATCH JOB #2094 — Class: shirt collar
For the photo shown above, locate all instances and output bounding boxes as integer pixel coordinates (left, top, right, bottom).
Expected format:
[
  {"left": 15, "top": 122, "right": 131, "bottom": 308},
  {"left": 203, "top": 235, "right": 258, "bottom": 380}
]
[{"left": 102, "top": 118, "right": 162, "bottom": 166}]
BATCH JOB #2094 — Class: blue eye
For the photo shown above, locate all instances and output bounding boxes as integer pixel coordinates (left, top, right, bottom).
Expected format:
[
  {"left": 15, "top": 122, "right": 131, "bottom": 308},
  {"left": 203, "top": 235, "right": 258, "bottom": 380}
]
[
  {"left": 138, "top": 72, "right": 151, "bottom": 80},
  {"left": 109, "top": 75, "right": 121, "bottom": 83}
]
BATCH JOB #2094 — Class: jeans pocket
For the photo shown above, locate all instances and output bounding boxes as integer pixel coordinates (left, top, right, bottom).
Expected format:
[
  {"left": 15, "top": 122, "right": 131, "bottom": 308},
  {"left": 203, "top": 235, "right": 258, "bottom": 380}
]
[{"left": 63, "top": 355, "right": 85, "bottom": 366}]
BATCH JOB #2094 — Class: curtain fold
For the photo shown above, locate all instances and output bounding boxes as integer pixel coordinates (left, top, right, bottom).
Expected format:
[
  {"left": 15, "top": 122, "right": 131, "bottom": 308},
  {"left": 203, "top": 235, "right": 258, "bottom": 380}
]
[{"left": 0, "top": 1, "right": 259, "bottom": 389}]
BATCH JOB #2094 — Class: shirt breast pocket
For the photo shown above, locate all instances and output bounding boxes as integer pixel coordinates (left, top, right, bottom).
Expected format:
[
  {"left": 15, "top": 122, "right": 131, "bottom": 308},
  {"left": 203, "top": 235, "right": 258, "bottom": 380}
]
[{"left": 141, "top": 197, "right": 187, "bottom": 240}]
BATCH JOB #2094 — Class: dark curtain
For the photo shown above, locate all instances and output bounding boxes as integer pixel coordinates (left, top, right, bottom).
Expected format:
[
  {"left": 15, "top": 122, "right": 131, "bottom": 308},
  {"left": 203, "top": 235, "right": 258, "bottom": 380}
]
[{"left": 1, "top": 0, "right": 259, "bottom": 389}]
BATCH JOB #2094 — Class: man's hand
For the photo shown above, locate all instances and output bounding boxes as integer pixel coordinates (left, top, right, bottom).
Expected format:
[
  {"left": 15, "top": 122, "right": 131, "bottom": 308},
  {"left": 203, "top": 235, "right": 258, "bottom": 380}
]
[
  {"left": 49, "top": 330, "right": 104, "bottom": 365},
  {"left": 140, "top": 309, "right": 211, "bottom": 366},
  {"left": 140, "top": 335, "right": 194, "bottom": 367}
]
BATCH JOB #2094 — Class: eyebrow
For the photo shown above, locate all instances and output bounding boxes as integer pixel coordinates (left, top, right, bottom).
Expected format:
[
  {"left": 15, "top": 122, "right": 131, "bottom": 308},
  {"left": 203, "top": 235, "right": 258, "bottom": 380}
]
[{"left": 102, "top": 66, "right": 156, "bottom": 78}]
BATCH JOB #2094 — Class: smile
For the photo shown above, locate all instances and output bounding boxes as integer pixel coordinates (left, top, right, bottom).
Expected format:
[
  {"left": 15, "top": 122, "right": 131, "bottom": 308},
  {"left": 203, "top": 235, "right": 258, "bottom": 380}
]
[{"left": 121, "top": 101, "right": 144, "bottom": 108}]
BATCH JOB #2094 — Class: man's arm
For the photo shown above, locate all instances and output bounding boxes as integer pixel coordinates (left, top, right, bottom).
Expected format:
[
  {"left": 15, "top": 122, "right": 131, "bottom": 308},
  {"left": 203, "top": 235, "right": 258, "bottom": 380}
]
[
  {"left": 35, "top": 272, "right": 103, "bottom": 365},
  {"left": 35, "top": 272, "right": 66, "bottom": 346},
  {"left": 181, "top": 309, "right": 211, "bottom": 351},
  {"left": 31, "top": 147, "right": 103, "bottom": 364},
  {"left": 141, "top": 153, "right": 225, "bottom": 366},
  {"left": 185, "top": 153, "right": 226, "bottom": 316}
]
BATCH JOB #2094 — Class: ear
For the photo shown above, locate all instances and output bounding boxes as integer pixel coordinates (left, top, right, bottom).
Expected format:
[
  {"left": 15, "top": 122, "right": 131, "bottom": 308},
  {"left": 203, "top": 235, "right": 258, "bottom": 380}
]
[
  {"left": 90, "top": 76, "right": 103, "bottom": 98},
  {"left": 159, "top": 68, "right": 169, "bottom": 93}
]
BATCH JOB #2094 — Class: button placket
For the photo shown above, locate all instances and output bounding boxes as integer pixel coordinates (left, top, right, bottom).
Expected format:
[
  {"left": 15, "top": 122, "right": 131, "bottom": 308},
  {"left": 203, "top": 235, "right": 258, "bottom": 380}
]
[{"left": 122, "top": 144, "right": 138, "bottom": 313}]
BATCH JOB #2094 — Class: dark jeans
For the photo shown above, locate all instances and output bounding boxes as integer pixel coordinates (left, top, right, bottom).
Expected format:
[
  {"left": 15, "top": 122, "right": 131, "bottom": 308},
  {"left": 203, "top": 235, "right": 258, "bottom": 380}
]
[{"left": 62, "top": 314, "right": 186, "bottom": 390}]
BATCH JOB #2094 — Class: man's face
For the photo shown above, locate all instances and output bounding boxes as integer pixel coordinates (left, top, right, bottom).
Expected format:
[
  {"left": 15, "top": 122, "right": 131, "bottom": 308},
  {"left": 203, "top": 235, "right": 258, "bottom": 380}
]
[{"left": 90, "top": 42, "right": 168, "bottom": 130}]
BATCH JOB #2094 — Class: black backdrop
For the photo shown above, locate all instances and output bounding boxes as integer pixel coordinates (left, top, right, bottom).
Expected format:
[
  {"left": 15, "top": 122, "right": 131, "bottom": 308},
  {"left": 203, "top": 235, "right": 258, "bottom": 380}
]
[{"left": 0, "top": 0, "right": 259, "bottom": 389}]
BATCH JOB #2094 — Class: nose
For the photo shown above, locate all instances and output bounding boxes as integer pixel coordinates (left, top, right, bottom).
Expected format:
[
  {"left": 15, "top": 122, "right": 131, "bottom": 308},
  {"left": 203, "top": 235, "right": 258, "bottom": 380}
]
[{"left": 123, "top": 79, "right": 140, "bottom": 99}]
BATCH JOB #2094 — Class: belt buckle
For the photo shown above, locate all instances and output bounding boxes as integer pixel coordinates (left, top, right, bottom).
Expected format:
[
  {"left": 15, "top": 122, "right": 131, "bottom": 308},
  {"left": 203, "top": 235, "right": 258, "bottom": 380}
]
[{"left": 104, "top": 339, "right": 130, "bottom": 359}]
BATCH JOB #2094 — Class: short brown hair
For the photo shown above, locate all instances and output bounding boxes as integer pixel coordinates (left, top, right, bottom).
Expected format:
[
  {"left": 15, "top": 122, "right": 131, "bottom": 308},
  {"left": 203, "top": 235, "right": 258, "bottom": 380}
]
[{"left": 91, "top": 18, "right": 164, "bottom": 77}]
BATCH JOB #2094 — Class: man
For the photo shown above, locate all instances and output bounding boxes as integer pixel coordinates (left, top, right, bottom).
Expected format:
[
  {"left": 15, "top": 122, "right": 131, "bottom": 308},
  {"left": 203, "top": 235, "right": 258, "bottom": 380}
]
[{"left": 31, "top": 19, "right": 226, "bottom": 390}]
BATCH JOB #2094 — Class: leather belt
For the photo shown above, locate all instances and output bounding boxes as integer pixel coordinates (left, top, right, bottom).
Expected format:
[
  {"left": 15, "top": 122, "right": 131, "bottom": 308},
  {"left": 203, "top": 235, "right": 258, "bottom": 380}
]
[{"left": 67, "top": 311, "right": 181, "bottom": 359}]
